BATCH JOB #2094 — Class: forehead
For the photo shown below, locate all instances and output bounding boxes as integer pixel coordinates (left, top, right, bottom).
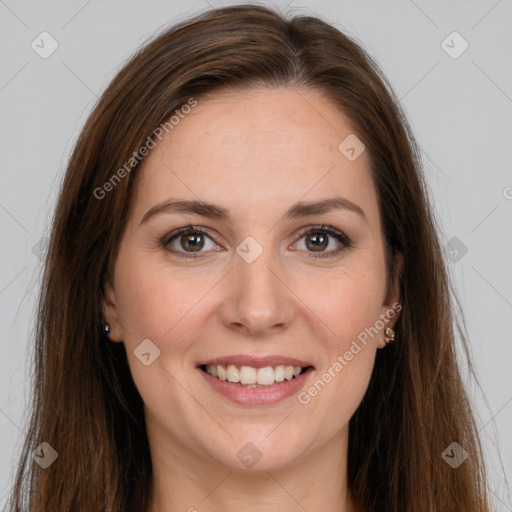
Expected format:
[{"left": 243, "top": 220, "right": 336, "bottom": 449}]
[{"left": 131, "top": 86, "right": 378, "bottom": 228}]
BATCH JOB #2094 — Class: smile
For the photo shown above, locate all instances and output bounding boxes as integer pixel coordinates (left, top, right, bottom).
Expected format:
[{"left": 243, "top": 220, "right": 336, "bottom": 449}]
[
  {"left": 201, "top": 363, "right": 307, "bottom": 387},
  {"left": 197, "top": 364, "right": 315, "bottom": 405}
]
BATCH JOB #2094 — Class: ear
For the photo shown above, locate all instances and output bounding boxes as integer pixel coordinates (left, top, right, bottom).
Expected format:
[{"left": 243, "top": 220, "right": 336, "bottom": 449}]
[
  {"left": 377, "top": 250, "right": 404, "bottom": 349},
  {"left": 102, "top": 280, "right": 123, "bottom": 342}
]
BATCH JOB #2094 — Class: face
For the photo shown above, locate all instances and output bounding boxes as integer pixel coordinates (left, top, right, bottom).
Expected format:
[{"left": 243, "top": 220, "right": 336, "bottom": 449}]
[{"left": 103, "top": 86, "right": 403, "bottom": 472}]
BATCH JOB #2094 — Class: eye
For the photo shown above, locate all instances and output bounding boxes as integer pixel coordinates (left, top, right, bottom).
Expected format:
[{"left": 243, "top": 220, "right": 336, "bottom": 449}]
[
  {"left": 161, "top": 223, "right": 352, "bottom": 260},
  {"left": 292, "top": 224, "right": 352, "bottom": 259},
  {"left": 161, "top": 225, "right": 221, "bottom": 259}
]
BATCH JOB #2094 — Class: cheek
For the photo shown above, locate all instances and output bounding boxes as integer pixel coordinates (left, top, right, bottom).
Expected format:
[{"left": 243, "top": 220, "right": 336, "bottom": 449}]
[
  {"left": 298, "top": 266, "right": 382, "bottom": 414},
  {"left": 112, "top": 257, "right": 202, "bottom": 399},
  {"left": 113, "top": 251, "right": 220, "bottom": 359},
  {"left": 113, "top": 252, "right": 185, "bottom": 342},
  {"left": 309, "top": 265, "right": 385, "bottom": 350}
]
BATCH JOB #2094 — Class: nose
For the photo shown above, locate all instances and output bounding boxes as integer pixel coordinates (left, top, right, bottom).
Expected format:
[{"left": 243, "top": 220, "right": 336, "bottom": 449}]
[{"left": 219, "top": 244, "right": 295, "bottom": 337}]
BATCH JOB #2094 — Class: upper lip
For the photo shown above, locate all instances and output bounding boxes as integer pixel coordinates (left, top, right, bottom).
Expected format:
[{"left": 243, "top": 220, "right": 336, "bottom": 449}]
[{"left": 197, "top": 355, "right": 314, "bottom": 369}]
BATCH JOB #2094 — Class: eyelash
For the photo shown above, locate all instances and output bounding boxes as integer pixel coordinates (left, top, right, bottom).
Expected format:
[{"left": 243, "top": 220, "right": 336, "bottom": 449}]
[{"left": 160, "top": 224, "right": 352, "bottom": 260}]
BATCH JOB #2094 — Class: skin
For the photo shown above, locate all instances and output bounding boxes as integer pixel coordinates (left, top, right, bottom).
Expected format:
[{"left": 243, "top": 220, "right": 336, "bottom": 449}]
[{"left": 103, "top": 85, "right": 404, "bottom": 512}]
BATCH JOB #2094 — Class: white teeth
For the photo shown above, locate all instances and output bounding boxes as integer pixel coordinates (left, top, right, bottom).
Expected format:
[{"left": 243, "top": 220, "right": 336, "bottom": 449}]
[
  {"left": 257, "top": 367, "right": 275, "bottom": 386},
  {"left": 240, "top": 366, "right": 257, "bottom": 384},
  {"left": 217, "top": 365, "right": 227, "bottom": 380},
  {"left": 226, "top": 364, "right": 240, "bottom": 383},
  {"left": 203, "top": 363, "right": 307, "bottom": 386},
  {"left": 274, "top": 365, "right": 285, "bottom": 382}
]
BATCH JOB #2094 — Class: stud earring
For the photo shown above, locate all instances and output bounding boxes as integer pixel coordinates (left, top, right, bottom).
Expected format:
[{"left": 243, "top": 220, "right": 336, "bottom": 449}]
[
  {"left": 104, "top": 324, "right": 111, "bottom": 335},
  {"left": 384, "top": 326, "right": 395, "bottom": 343}
]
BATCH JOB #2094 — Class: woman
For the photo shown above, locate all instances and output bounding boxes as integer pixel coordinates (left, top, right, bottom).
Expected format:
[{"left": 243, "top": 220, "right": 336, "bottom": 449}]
[{"left": 7, "top": 4, "right": 490, "bottom": 512}]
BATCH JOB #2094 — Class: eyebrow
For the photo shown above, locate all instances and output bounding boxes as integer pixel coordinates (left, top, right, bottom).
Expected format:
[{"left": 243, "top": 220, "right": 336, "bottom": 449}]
[{"left": 140, "top": 196, "right": 368, "bottom": 225}]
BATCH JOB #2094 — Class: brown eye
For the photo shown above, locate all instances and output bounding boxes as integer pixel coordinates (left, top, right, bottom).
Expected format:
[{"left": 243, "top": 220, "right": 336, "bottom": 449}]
[
  {"left": 179, "top": 232, "right": 205, "bottom": 252},
  {"left": 162, "top": 226, "right": 220, "bottom": 258},
  {"left": 293, "top": 225, "right": 352, "bottom": 259},
  {"left": 304, "top": 231, "right": 329, "bottom": 252}
]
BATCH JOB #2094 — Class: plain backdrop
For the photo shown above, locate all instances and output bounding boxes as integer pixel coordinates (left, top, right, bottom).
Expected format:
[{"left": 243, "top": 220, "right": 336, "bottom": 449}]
[{"left": 0, "top": 0, "right": 511, "bottom": 509}]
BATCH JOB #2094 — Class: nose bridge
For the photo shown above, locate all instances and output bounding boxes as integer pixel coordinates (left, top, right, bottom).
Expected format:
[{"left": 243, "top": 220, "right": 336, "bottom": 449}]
[{"left": 220, "top": 235, "right": 293, "bottom": 335}]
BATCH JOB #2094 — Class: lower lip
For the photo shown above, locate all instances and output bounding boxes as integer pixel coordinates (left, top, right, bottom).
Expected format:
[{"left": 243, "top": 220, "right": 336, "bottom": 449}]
[{"left": 197, "top": 367, "right": 314, "bottom": 405}]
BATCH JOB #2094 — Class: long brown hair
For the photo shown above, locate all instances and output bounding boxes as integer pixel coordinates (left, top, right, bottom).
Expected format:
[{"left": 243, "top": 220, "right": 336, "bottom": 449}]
[{"left": 6, "top": 4, "right": 490, "bottom": 511}]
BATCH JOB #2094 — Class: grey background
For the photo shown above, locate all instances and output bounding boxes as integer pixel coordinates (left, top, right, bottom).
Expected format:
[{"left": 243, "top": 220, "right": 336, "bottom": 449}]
[{"left": 0, "top": 0, "right": 511, "bottom": 509}]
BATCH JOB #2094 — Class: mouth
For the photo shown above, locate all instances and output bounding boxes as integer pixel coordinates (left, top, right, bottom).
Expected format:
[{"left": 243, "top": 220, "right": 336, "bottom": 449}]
[{"left": 198, "top": 363, "right": 313, "bottom": 388}]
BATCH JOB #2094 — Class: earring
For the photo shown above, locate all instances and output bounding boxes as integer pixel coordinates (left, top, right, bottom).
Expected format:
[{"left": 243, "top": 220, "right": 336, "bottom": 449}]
[
  {"left": 104, "top": 324, "right": 111, "bottom": 335},
  {"left": 384, "top": 326, "right": 395, "bottom": 343}
]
